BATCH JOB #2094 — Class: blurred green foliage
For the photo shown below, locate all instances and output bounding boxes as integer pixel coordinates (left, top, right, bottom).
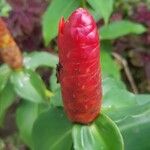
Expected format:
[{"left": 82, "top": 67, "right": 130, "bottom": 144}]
[
  {"left": 0, "top": 0, "right": 11, "bottom": 16},
  {"left": 0, "top": 0, "right": 149, "bottom": 150}
]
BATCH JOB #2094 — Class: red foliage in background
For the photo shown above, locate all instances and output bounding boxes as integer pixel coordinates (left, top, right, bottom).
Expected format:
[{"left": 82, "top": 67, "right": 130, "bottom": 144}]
[{"left": 5, "top": 0, "right": 48, "bottom": 50}]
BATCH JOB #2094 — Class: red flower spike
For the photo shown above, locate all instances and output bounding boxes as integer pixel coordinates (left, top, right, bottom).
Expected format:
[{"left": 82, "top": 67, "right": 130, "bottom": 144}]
[{"left": 58, "top": 8, "right": 102, "bottom": 124}]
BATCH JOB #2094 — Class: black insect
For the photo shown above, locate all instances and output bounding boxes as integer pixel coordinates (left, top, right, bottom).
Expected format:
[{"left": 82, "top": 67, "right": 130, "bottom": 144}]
[{"left": 56, "top": 62, "right": 63, "bottom": 83}]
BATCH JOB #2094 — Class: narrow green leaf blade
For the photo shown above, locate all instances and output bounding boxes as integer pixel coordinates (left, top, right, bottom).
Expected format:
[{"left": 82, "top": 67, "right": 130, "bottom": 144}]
[
  {"left": 32, "top": 107, "right": 73, "bottom": 150},
  {"left": 72, "top": 114, "right": 124, "bottom": 150},
  {"left": 0, "top": 65, "right": 11, "bottom": 92},
  {"left": 43, "top": 0, "right": 80, "bottom": 45},
  {"left": 100, "top": 20, "right": 146, "bottom": 40},
  {"left": 10, "top": 69, "right": 47, "bottom": 103},
  {"left": 0, "top": 83, "right": 15, "bottom": 127}
]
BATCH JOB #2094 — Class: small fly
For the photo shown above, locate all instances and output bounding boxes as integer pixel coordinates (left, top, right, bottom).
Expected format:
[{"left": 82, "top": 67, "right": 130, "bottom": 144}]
[{"left": 56, "top": 62, "right": 63, "bottom": 83}]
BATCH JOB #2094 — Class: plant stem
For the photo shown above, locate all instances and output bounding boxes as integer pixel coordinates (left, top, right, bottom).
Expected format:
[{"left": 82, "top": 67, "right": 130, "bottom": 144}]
[{"left": 81, "top": 0, "right": 86, "bottom": 8}]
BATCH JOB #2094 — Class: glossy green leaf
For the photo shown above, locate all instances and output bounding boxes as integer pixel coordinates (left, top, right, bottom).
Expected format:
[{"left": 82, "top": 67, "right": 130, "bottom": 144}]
[
  {"left": 117, "top": 100, "right": 150, "bottom": 150},
  {"left": 10, "top": 69, "right": 47, "bottom": 103},
  {"left": 102, "top": 76, "right": 137, "bottom": 120},
  {"left": 103, "top": 88, "right": 136, "bottom": 109},
  {"left": 102, "top": 77, "right": 150, "bottom": 120},
  {"left": 100, "top": 20, "right": 146, "bottom": 40},
  {"left": 135, "top": 94, "right": 150, "bottom": 105},
  {"left": 87, "top": 0, "right": 114, "bottom": 24},
  {"left": 0, "top": 65, "right": 11, "bottom": 92},
  {"left": 72, "top": 114, "right": 124, "bottom": 150},
  {"left": 102, "top": 77, "right": 126, "bottom": 96},
  {"left": 32, "top": 107, "right": 73, "bottom": 150},
  {"left": 102, "top": 76, "right": 150, "bottom": 150},
  {"left": 16, "top": 101, "right": 38, "bottom": 148},
  {"left": 24, "top": 52, "right": 58, "bottom": 70},
  {"left": 0, "top": 83, "right": 15, "bottom": 127},
  {"left": 43, "top": 0, "right": 80, "bottom": 46},
  {"left": 102, "top": 90, "right": 138, "bottom": 121},
  {"left": 16, "top": 101, "right": 48, "bottom": 149}
]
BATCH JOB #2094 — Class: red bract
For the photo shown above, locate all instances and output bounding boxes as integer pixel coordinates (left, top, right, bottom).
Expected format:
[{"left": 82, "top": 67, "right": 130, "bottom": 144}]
[{"left": 58, "top": 8, "right": 102, "bottom": 124}]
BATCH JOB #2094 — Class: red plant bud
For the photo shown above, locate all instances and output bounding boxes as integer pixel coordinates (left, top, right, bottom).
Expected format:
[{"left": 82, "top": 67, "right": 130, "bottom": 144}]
[{"left": 58, "top": 8, "right": 102, "bottom": 124}]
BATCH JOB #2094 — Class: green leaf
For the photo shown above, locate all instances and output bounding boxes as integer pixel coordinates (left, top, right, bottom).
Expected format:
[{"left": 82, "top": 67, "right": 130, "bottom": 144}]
[
  {"left": 32, "top": 107, "right": 73, "bottom": 150},
  {"left": 10, "top": 69, "right": 47, "bottom": 103},
  {"left": 102, "top": 89, "right": 138, "bottom": 120},
  {"left": 101, "top": 50, "right": 120, "bottom": 79},
  {"left": 50, "top": 89, "right": 63, "bottom": 107},
  {"left": 50, "top": 69, "right": 63, "bottom": 107},
  {"left": 16, "top": 101, "right": 48, "bottom": 149},
  {"left": 50, "top": 68, "right": 60, "bottom": 92},
  {"left": 0, "top": 0, "right": 11, "bottom": 17},
  {"left": 72, "top": 114, "right": 124, "bottom": 150},
  {"left": 0, "top": 83, "right": 15, "bottom": 127},
  {"left": 24, "top": 52, "right": 58, "bottom": 70},
  {"left": 102, "top": 77, "right": 150, "bottom": 150},
  {"left": 0, "top": 65, "right": 11, "bottom": 92},
  {"left": 100, "top": 20, "right": 146, "bottom": 40},
  {"left": 117, "top": 100, "right": 150, "bottom": 150},
  {"left": 102, "top": 79, "right": 136, "bottom": 109},
  {"left": 102, "top": 77, "right": 126, "bottom": 96},
  {"left": 42, "top": 0, "right": 80, "bottom": 46},
  {"left": 135, "top": 94, "right": 150, "bottom": 105},
  {"left": 102, "top": 76, "right": 137, "bottom": 120},
  {"left": 87, "top": 6, "right": 101, "bottom": 21},
  {"left": 87, "top": 0, "right": 114, "bottom": 24},
  {"left": 101, "top": 42, "right": 121, "bottom": 80},
  {"left": 102, "top": 76, "right": 141, "bottom": 120},
  {"left": 16, "top": 101, "right": 38, "bottom": 148}
]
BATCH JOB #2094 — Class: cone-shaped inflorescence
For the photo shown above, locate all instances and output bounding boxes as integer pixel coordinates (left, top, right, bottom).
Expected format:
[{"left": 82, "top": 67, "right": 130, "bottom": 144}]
[
  {"left": 58, "top": 8, "right": 102, "bottom": 124},
  {"left": 0, "top": 18, "right": 23, "bottom": 69}
]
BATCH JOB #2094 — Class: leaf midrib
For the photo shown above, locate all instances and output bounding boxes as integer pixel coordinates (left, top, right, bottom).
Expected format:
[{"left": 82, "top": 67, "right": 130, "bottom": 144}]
[{"left": 50, "top": 129, "right": 72, "bottom": 150}]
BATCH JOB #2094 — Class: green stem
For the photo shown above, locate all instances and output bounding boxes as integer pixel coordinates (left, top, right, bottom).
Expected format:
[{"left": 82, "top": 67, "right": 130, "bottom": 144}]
[{"left": 81, "top": 0, "right": 86, "bottom": 8}]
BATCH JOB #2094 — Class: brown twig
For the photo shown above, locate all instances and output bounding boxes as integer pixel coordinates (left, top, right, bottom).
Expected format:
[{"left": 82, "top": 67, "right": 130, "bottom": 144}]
[{"left": 112, "top": 52, "right": 138, "bottom": 94}]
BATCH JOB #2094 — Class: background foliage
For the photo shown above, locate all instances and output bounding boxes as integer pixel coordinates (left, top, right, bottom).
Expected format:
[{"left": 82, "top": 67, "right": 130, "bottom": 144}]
[{"left": 0, "top": 0, "right": 150, "bottom": 150}]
